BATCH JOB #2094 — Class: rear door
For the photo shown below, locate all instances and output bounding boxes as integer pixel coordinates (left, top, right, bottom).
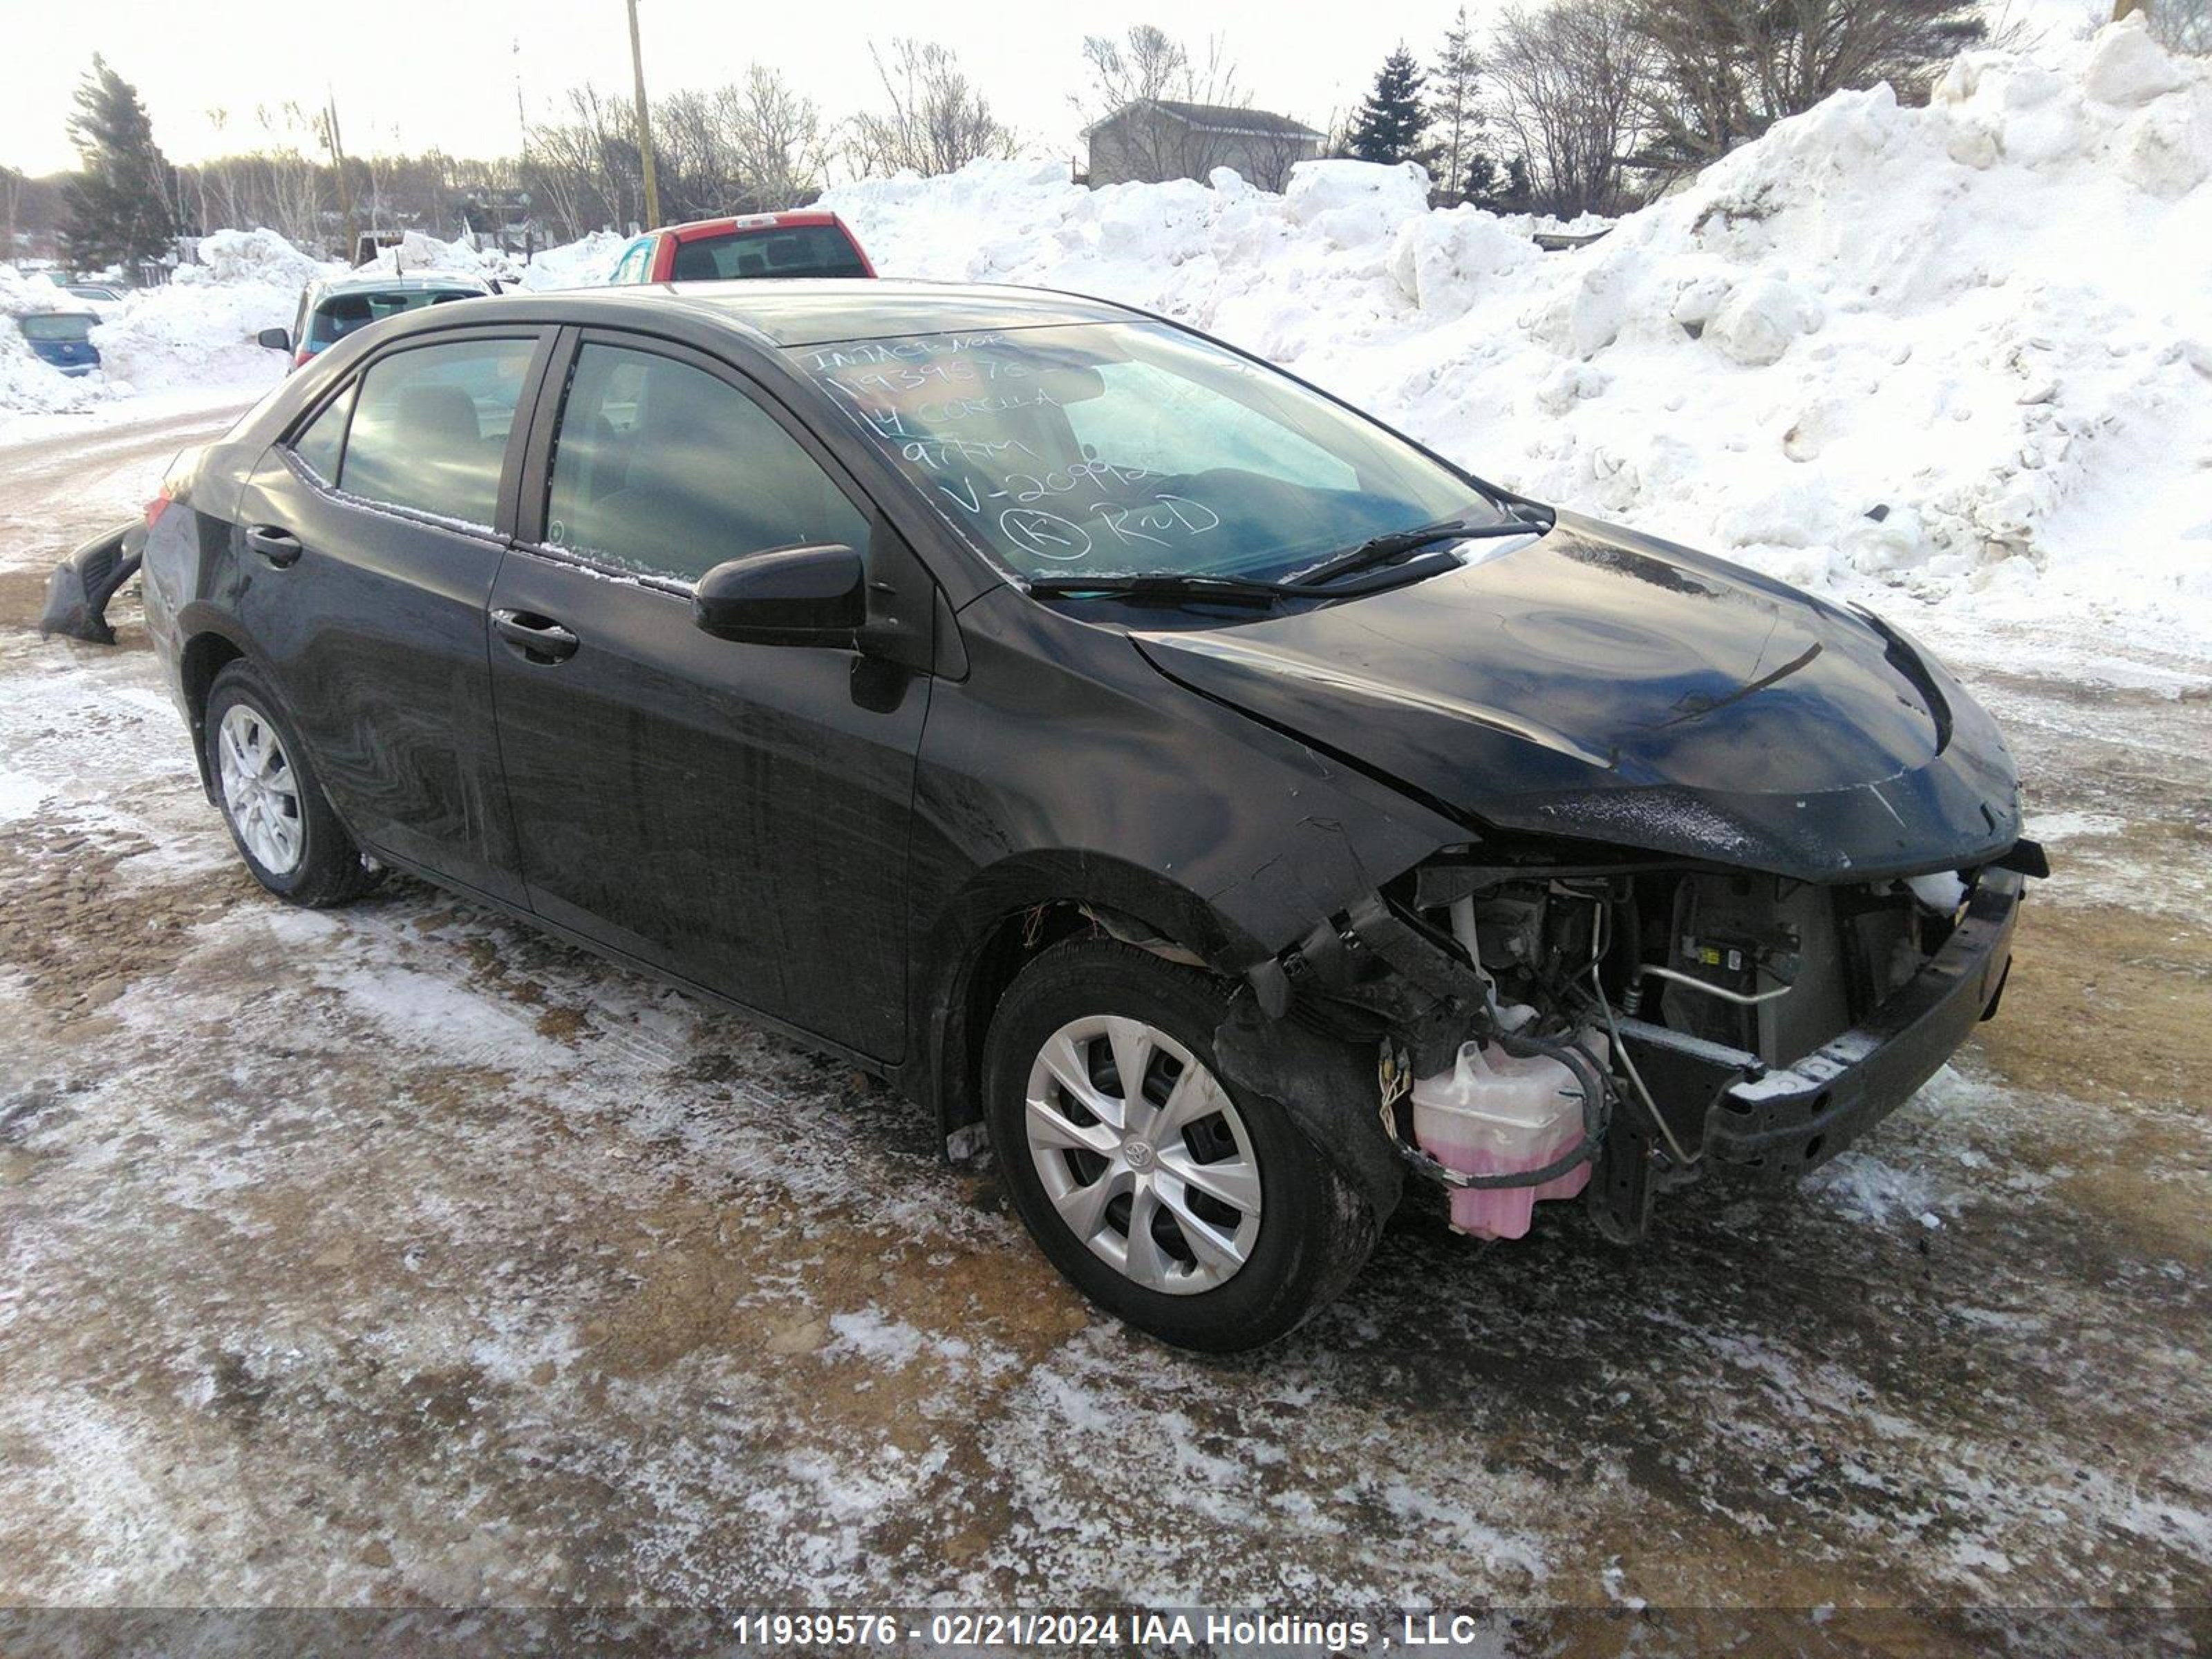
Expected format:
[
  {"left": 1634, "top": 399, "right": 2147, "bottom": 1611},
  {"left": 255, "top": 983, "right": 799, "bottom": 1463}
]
[
  {"left": 486, "top": 329, "right": 930, "bottom": 1058},
  {"left": 232, "top": 326, "right": 552, "bottom": 905}
]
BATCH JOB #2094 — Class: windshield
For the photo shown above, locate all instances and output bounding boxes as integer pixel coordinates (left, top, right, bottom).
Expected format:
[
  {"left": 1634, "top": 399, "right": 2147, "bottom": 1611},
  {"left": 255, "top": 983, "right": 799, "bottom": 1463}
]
[
  {"left": 673, "top": 224, "right": 865, "bottom": 281},
  {"left": 794, "top": 321, "right": 1492, "bottom": 583},
  {"left": 310, "top": 288, "right": 478, "bottom": 345},
  {"left": 21, "top": 313, "right": 94, "bottom": 343}
]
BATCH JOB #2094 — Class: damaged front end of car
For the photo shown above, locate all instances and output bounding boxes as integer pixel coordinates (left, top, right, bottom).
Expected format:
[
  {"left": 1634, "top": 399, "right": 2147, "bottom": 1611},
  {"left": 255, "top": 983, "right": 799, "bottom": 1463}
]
[
  {"left": 1154, "top": 512, "right": 2047, "bottom": 1245},
  {"left": 1218, "top": 832, "right": 2041, "bottom": 1246}
]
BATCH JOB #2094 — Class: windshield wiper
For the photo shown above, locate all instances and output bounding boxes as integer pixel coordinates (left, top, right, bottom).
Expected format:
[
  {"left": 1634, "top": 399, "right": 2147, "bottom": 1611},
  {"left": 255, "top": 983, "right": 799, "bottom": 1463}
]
[
  {"left": 1024, "top": 573, "right": 1291, "bottom": 608},
  {"left": 1288, "top": 515, "right": 1546, "bottom": 589}
]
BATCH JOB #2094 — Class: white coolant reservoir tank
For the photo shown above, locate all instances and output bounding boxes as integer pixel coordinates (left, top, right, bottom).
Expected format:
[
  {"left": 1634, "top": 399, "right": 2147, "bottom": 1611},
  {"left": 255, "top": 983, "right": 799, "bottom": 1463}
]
[{"left": 1411, "top": 1032, "right": 1608, "bottom": 1240}]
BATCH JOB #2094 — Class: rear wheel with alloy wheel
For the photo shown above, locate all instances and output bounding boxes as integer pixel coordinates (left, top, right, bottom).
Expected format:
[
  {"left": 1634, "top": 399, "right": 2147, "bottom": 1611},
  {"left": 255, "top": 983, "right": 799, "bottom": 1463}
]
[
  {"left": 203, "top": 662, "right": 382, "bottom": 907},
  {"left": 984, "top": 937, "right": 1376, "bottom": 1351}
]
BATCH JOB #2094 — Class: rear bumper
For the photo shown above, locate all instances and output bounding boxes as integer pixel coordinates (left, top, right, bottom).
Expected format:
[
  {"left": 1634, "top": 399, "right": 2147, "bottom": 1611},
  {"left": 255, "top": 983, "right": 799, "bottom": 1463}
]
[{"left": 1698, "top": 867, "right": 2023, "bottom": 1179}]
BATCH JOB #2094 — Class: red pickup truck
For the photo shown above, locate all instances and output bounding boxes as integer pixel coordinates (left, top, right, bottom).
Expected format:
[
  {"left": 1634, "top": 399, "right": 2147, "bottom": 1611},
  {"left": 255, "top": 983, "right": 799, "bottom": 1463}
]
[{"left": 606, "top": 210, "right": 877, "bottom": 284}]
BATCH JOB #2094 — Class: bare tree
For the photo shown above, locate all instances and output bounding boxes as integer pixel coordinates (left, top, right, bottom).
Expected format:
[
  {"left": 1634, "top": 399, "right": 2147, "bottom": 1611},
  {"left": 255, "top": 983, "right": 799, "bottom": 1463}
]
[
  {"left": 252, "top": 103, "right": 327, "bottom": 248},
  {"left": 1076, "top": 25, "right": 1245, "bottom": 181},
  {"left": 846, "top": 39, "right": 1015, "bottom": 178},
  {"left": 718, "top": 66, "right": 830, "bottom": 208},
  {"left": 1628, "top": 0, "right": 1987, "bottom": 174},
  {"left": 523, "top": 85, "right": 646, "bottom": 237},
  {"left": 1, "top": 165, "right": 23, "bottom": 261},
  {"left": 2134, "top": 0, "right": 2211, "bottom": 52},
  {"left": 1430, "top": 7, "right": 1484, "bottom": 203},
  {"left": 654, "top": 86, "right": 738, "bottom": 221},
  {"left": 1240, "top": 124, "right": 1318, "bottom": 191},
  {"left": 1488, "top": 0, "right": 1658, "bottom": 217}
]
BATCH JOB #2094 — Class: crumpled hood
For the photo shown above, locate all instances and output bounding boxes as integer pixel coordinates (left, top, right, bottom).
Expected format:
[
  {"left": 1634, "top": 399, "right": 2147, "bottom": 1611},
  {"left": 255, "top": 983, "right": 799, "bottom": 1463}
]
[{"left": 1133, "top": 512, "right": 2021, "bottom": 881}]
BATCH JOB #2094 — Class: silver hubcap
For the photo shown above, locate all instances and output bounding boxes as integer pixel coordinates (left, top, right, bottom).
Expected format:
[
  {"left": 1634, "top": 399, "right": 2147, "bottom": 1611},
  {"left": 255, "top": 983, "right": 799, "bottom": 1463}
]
[
  {"left": 1024, "top": 1015, "right": 1263, "bottom": 1295},
  {"left": 216, "top": 702, "right": 303, "bottom": 875}
]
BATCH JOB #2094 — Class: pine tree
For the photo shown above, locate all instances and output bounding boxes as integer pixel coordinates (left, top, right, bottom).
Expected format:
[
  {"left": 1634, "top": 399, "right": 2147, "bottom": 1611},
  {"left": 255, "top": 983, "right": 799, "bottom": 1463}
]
[
  {"left": 1460, "top": 151, "right": 1500, "bottom": 209},
  {"left": 1428, "top": 8, "right": 1481, "bottom": 203},
  {"left": 1345, "top": 46, "right": 1430, "bottom": 168},
  {"left": 62, "top": 57, "right": 176, "bottom": 277}
]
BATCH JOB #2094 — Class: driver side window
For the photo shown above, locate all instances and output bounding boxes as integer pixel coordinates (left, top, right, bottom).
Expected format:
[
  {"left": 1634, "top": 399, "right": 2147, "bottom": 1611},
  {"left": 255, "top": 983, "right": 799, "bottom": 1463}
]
[{"left": 543, "top": 343, "right": 868, "bottom": 584}]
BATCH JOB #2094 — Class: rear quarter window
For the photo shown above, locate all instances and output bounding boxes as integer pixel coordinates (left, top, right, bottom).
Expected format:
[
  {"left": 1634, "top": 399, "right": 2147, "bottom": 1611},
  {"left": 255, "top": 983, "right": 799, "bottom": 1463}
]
[{"left": 288, "top": 382, "right": 356, "bottom": 482}]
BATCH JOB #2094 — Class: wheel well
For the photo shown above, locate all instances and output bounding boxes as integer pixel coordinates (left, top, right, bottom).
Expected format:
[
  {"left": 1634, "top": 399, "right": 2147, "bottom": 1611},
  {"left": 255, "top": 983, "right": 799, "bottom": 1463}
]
[
  {"left": 180, "top": 633, "right": 245, "bottom": 788},
  {"left": 941, "top": 901, "right": 1096, "bottom": 1136}
]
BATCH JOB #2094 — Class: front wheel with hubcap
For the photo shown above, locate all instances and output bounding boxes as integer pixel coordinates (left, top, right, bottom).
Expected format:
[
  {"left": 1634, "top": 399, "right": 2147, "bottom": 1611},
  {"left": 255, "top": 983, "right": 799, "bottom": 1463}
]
[
  {"left": 984, "top": 937, "right": 1376, "bottom": 1351},
  {"left": 203, "top": 662, "right": 382, "bottom": 908}
]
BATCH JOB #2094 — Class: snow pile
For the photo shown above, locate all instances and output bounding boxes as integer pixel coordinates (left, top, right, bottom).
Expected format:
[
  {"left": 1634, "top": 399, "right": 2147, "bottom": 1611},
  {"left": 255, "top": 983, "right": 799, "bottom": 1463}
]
[
  {"left": 823, "top": 15, "right": 2212, "bottom": 650},
  {"left": 344, "top": 227, "right": 626, "bottom": 292},
  {"left": 94, "top": 279, "right": 309, "bottom": 394},
  {"left": 189, "top": 227, "right": 331, "bottom": 290},
  {"left": 350, "top": 228, "right": 521, "bottom": 288},
  {"left": 65, "top": 230, "right": 337, "bottom": 396},
  {"left": 516, "top": 229, "right": 628, "bottom": 290}
]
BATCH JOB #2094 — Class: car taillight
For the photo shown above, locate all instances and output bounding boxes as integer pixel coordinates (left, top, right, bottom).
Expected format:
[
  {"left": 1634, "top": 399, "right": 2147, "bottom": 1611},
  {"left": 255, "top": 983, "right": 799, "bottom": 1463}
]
[{"left": 144, "top": 489, "right": 172, "bottom": 527}]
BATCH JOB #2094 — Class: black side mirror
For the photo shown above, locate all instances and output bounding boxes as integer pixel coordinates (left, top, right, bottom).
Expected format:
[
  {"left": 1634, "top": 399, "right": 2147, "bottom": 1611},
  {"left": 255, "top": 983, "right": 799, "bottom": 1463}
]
[
  {"left": 694, "top": 544, "right": 865, "bottom": 645},
  {"left": 256, "top": 327, "right": 291, "bottom": 352}
]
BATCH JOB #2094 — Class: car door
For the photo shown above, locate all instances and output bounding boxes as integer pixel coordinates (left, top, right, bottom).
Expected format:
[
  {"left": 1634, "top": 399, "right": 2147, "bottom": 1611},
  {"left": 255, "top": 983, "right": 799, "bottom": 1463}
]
[
  {"left": 487, "top": 330, "right": 932, "bottom": 1060},
  {"left": 610, "top": 238, "right": 655, "bottom": 284},
  {"left": 232, "top": 326, "right": 552, "bottom": 906}
]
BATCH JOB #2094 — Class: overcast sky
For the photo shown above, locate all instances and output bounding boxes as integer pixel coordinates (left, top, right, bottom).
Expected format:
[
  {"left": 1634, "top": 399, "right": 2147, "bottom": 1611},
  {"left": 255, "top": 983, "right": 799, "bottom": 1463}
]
[{"left": 3, "top": 0, "right": 1511, "bottom": 178}]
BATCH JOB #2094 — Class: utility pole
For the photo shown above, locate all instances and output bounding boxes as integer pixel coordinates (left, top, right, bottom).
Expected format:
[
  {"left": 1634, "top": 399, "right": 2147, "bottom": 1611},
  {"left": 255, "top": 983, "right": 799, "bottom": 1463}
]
[
  {"left": 324, "top": 89, "right": 358, "bottom": 265},
  {"left": 624, "top": 0, "right": 662, "bottom": 229}
]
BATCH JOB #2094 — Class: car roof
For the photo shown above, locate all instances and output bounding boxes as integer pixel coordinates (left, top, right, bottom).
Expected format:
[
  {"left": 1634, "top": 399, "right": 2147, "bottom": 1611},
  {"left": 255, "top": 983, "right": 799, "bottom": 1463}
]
[
  {"left": 562, "top": 279, "right": 1141, "bottom": 348},
  {"left": 313, "top": 272, "right": 492, "bottom": 300},
  {"left": 664, "top": 209, "right": 845, "bottom": 242}
]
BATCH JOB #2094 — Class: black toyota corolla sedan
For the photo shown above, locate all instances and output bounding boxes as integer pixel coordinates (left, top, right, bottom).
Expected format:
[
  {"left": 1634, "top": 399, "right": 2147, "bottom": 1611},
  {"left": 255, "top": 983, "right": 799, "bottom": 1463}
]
[{"left": 124, "top": 280, "right": 2040, "bottom": 1350}]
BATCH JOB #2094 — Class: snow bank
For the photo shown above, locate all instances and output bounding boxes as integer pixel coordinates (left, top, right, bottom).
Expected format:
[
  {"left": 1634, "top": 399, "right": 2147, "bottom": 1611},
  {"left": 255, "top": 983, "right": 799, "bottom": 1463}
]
[
  {"left": 341, "top": 227, "right": 626, "bottom": 291},
  {"left": 516, "top": 230, "right": 628, "bottom": 290},
  {"left": 189, "top": 227, "right": 330, "bottom": 290},
  {"left": 32, "top": 230, "right": 344, "bottom": 400},
  {"left": 1, "top": 218, "right": 612, "bottom": 413},
  {"left": 821, "top": 16, "right": 2212, "bottom": 652}
]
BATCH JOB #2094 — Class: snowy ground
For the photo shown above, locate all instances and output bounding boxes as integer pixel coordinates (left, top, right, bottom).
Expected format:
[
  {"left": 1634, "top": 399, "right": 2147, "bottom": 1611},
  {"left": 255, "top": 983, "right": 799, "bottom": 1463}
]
[{"left": 1, "top": 418, "right": 2210, "bottom": 1646}]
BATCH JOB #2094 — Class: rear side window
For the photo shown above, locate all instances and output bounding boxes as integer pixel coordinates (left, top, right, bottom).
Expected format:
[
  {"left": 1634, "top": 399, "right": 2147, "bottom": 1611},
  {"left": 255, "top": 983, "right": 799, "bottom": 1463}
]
[
  {"left": 668, "top": 225, "right": 866, "bottom": 281},
  {"left": 543, "top": 342, "right": 867, "bottom": 582},
  {"left": 339, "top": 337, "right": 536, "bottom": 528}
]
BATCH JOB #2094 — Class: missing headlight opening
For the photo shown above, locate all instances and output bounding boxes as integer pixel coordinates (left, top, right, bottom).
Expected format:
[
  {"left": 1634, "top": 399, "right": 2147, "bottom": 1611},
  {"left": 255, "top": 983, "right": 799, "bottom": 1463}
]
[{"left": 1235, "top": 839, "right": 2036, "bottom": 1247}]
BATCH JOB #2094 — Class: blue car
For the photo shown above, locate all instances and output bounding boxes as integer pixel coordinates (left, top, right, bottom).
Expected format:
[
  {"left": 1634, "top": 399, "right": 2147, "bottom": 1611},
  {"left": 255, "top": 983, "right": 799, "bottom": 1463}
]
[{"left": 19, "top": 310, "right": 102, "bottom": 377}]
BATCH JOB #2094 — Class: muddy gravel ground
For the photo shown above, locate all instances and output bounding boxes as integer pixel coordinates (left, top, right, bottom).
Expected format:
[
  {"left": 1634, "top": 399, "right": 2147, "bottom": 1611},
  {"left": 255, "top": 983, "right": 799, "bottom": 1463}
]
[{"left": 2, "top": 409, "right": 2209, "bottom": 1655}]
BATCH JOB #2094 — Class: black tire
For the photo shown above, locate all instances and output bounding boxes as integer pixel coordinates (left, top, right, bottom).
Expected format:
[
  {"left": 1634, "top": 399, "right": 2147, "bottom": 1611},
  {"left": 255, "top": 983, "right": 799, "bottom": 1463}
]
[
  {"left": 203, "top": 662, "right": 382, "bottom": 908},
  {"left": 984, "top": 937, "right": 1376, "bottom": 1352}
]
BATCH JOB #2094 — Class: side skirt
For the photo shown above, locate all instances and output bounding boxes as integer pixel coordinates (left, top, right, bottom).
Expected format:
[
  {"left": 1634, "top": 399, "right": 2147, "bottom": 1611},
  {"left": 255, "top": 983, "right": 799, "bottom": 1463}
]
[{"left": 353, "top": 841, "right": 906, "bottom": 1094}]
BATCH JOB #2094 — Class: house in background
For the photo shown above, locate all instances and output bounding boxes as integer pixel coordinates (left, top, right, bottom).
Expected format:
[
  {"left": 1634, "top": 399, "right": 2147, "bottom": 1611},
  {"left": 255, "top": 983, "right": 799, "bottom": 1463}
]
[{"left": 1082, "top": 101, "right": 1326, "bottom": 193}]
